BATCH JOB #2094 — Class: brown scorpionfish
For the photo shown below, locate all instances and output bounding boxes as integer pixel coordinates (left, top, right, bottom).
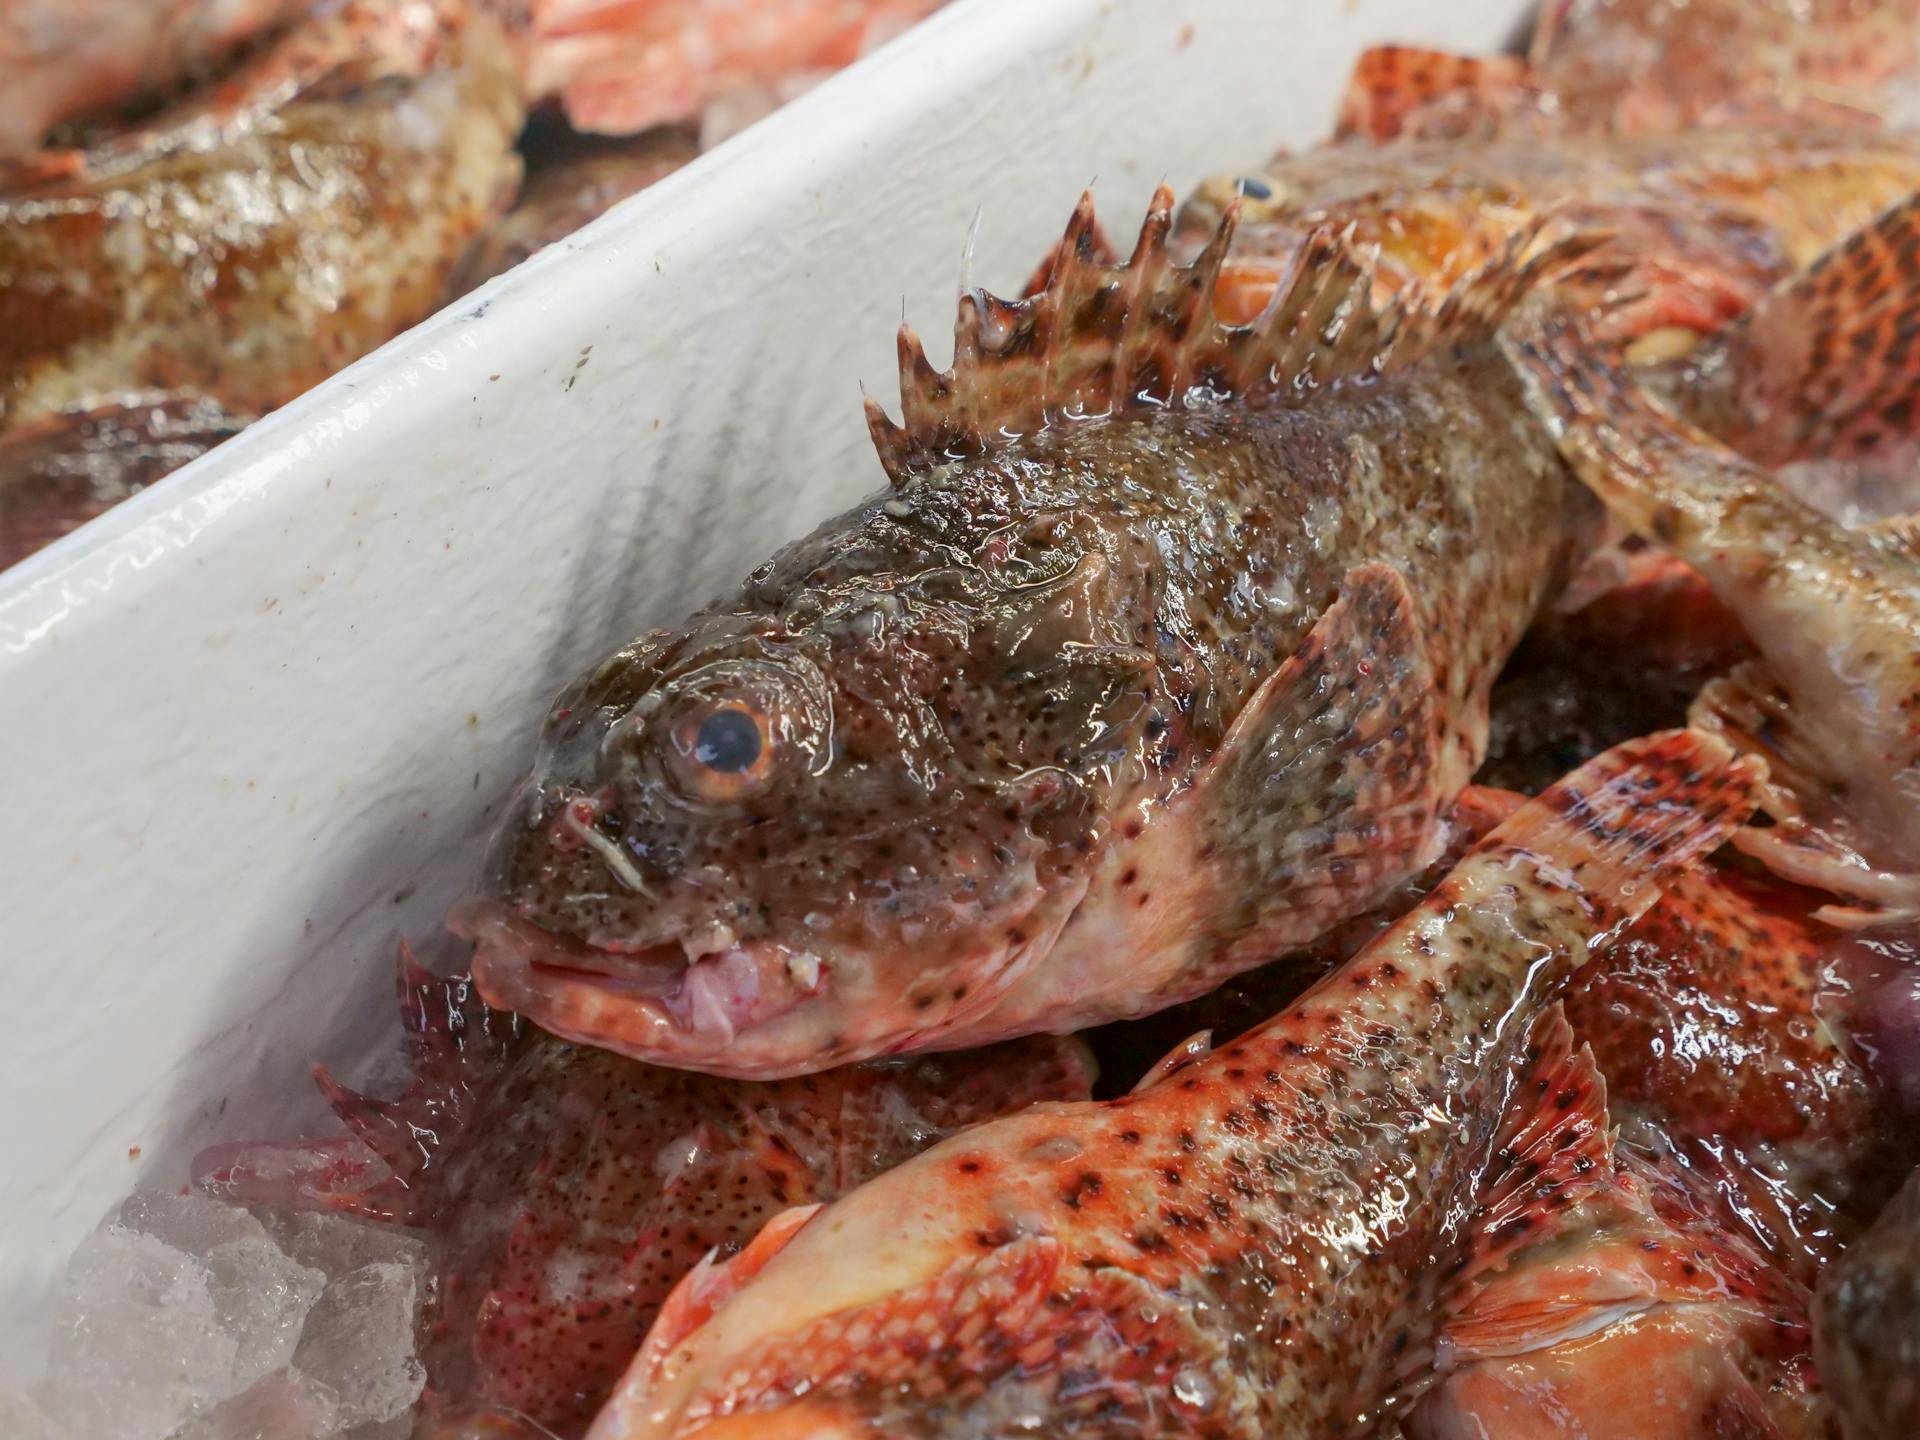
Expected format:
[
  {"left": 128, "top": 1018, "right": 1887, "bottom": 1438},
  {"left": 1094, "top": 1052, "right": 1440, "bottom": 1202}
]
[{"left": 453, "top": 188, "right": 1597, "bottom": 1077}]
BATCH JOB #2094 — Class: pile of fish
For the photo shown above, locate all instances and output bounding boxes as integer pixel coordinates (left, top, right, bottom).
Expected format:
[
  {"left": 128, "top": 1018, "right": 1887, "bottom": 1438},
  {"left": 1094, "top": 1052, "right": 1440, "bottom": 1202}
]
[
  {"left": 20, "top": 0, "right": 1920, "bottom": 1437},
  {"left": 0, "top": 0, "right": 945, "bottom": 569}
]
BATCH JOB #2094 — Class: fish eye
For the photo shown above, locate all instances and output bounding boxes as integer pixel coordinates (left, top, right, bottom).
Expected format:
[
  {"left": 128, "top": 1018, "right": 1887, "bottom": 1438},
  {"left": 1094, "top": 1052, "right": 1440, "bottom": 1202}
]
[
  {"left": 694, "top": 708, "right": 761, "bottom": 773},
  {"left": 668, "top": 701, "right": 778, "bottom": 802}
]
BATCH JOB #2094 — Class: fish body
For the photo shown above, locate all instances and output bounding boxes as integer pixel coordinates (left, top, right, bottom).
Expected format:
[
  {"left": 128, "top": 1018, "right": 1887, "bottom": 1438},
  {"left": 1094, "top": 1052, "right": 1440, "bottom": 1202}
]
[
  {"left": 0, "top": 392, "right": 251, "bottom": 567},
  {"left": 1565, "top": 863, "right": 1914, "bottom": 1284},
  {"left": 1816, "top": 1165, "right": 1920, "bottom": 1440},
  {"left": 195, "top": 960, "right": 1093, "bottom": 1437},
  {"left": 1529, "top": 0, "right": 1920, "bottom": 134},
  {"left": 1180, "top": 126, "right": 1920, "bottom": 350},
  {"left": 0, "top": 0, "right": 524, "bottom": 438},
  {"left": 458, "top": 192, "right": 1594, "bottom": 1078},
  {"left": 1337, "top": 1, "right": 1920, "bottom": 143},
  {"left": 0, "top": 0, "right": 306, "bottom": 159},
  {"left": 584, "top": 731, "right": 1761, "bottom": 1439}
]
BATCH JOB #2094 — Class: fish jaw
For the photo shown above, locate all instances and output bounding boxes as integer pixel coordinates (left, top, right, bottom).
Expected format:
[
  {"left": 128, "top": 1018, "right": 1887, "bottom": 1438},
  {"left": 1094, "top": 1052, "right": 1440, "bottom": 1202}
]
[{"left": 452, "top": 886, "right": 1078, "bottom": 1078}]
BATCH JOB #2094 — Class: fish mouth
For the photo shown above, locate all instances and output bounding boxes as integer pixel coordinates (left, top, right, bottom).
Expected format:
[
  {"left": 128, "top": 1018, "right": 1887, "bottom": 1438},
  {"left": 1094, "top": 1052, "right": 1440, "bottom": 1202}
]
[{"left": 449, "top": 898, "right": 841, "bottom": 1078}]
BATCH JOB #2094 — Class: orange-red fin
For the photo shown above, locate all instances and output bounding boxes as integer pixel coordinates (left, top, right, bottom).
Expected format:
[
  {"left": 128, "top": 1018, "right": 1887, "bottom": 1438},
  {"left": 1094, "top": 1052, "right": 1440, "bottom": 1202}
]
[
  {"left": 1445, "top": 1007, "right": 1614, "bottom": 1321},
  {"left": 866, "top": 188, "right": 1599, "bottom": 482},
  {"left": 1688, "top": 192, "right": 1920, "bottom": 468},
  {"left": 1335, "top": 45, "right": 1533, "bottom": 141},
  {"left": 1206, "top": 562, "right": 1446, "bottom": 963},
  {"left": 1479, "top": 728, "right": 1765, "bottom": 935}
]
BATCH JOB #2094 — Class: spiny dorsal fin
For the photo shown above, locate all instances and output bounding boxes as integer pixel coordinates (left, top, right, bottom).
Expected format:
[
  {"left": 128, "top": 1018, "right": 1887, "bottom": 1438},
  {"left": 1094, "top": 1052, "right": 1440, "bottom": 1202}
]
[{"left": 867, "top": 187, "right": 1592, "bottom": 484}]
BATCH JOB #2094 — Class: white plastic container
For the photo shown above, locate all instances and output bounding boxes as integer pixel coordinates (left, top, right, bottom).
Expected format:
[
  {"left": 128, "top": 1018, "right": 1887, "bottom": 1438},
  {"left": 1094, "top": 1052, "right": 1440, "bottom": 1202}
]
[{"left": 0, "top": 0, "right": 1537, "bottom": 1338}]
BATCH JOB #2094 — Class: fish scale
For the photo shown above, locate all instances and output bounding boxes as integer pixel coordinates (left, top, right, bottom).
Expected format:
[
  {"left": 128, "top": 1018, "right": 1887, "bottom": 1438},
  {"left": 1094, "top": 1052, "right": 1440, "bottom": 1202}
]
[
  {"left": 457, "top": 190, "right": 1596, "bottom": 1078},
  {"left": 587, "top": 731, "right": 1763, "bottom": 1439}
]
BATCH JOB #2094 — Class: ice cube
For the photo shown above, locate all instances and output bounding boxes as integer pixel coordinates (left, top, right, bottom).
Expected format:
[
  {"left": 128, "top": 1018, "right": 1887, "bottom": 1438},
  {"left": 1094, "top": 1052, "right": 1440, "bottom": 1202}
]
[
  {"left": 169, "top": 1370, "right": 340, "bottom": 1440},
  {"left": 119, "top": 1192, "right": 265, "bottom": 1258},
  {"left": 0, "top": 1379, "right": 68, "bottom": 1440},
  {"left": 202, "top": 1236, "right": 326, "bottom": 1389},
  {"left": 292, "top": 1264, "right": 426, "bottom": 1427},
  {"left": 255, "top": 1209, "right": 428, "bottom": 1285},
  {"left": 43, "top": 1226, "right": 238, "bottom": 1440}
]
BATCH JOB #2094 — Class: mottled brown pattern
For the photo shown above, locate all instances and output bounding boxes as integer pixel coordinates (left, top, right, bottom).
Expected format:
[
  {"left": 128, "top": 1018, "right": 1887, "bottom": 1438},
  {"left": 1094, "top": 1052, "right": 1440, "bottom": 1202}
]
[
  {"left": 587, "top": 734, "right": 1763, "bottom": 1440},
  {"left": 461, "top": 193, "right": 1589, "bottom": 1078},
  {"left": 0, "top": 0, "right": 523, "bottom": 437}
]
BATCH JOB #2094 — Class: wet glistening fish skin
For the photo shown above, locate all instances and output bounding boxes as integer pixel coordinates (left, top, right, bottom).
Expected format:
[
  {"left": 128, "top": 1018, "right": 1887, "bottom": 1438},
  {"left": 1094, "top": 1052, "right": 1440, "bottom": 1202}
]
[{"left": 455, "top": 189, "right": 1597, "bottom": 1078}]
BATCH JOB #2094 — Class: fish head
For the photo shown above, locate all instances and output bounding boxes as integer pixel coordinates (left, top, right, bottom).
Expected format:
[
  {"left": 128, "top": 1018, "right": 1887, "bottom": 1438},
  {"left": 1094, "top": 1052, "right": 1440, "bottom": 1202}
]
[{"left": 458, "top": 485, "right": 1143, "bottom": 1076}]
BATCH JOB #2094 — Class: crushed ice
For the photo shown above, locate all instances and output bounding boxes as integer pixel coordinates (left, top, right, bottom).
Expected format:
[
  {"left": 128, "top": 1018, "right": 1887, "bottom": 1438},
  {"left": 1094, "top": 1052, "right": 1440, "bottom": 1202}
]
[{"left": 24, "top": 1190, "right": 428, "bottom": 1440}]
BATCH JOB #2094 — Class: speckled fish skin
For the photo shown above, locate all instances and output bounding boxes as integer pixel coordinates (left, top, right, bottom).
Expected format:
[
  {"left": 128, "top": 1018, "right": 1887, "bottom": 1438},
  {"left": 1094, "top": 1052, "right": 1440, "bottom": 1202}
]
[
  {"left": 192, "top": 960, "right": 1093, "bottom": 1439},
  {"left": 455, "top": 191, "right": 1595, "bottom": 1079},
  {"left": 1508, "top": 203, "right": 1920, "bottom": 923},
  {"left": 1817, "top": 1165, "right": 1920, "bottom": 1440},
  {"left": 0, "top": 0, "right": 524, "bottom": 439},
  {"left": 1565, "top": 863, "right": 1916, "bottom": 1287},
  {"left": 584, "top": 732, "right": 1762, "bottom": 1440},
  {"left": 1179, "top": 125, "right": 1920, "bottom": 352}
]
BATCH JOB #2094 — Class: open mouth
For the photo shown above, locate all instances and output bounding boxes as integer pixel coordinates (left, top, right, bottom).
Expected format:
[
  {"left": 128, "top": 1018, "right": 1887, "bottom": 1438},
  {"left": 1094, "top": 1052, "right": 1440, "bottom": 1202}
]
[{"left": 448, "top": 898, "right": 829, "bottom": 1071}]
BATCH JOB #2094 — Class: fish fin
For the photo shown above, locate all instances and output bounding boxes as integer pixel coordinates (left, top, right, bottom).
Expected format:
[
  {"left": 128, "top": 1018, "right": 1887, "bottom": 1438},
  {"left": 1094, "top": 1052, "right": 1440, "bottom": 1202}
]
[
  {"left": 1685, "top": 192, "right": 1920, "bottom": 467},
  {"left": 1507, "top": 311, "right": 1783, "bottom": 560},
  {"left": 190, "top": 1134, "right": 412, "bottom": 1223},
  {"left": 1335, "top": 44, "right": 1532, "bottom": 141},
  {"left": 1204, "top": 562, "right": 1447, "bottom": 965},
  {"left": 1447, "top": 1006, "right": 1614, "bottom": 1314},
  {"left": 633, "top": 1202, "right": 825, "bottom": 1387},
  {"left": 1478, "top": 728, "right": 1766, "bottom": 935},
  {"left": 1451, "top": 784, "right": 1526, "bottom": 837},
  {"left": 1018, "top": 213, "right": 1118, "bottom": 298},
  {"left": 869, "top": 189, "right": 1598, "bottom": 480},
  {"left": 1131, "top": 1030, "right": 1214, "bottom": 1094},
  {"left": 1693, "top": 663, "right": 1920, "bottom": 924}
]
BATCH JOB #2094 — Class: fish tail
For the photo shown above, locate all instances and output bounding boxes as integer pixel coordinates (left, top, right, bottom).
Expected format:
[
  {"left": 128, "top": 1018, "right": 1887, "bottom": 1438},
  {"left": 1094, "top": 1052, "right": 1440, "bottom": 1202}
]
[{"left": 1479, "top": 728, "right": 1765, "bottom": 935}]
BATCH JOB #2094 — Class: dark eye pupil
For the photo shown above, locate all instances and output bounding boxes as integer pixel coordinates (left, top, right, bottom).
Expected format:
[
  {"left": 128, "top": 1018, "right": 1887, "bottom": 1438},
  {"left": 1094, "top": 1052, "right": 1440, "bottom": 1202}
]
[{"left": 694, "top": 709, "right": 762, "bottom": 773}]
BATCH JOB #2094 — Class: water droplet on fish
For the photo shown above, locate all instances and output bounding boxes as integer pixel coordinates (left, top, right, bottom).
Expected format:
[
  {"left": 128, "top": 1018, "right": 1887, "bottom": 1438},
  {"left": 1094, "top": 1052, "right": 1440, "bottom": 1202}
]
[
  {"left": 1171, "top": 1367, "right": 1216, "bottom": 1410},
  {"left": 787, "top": 953, "right": 823, "bottom": 990}
]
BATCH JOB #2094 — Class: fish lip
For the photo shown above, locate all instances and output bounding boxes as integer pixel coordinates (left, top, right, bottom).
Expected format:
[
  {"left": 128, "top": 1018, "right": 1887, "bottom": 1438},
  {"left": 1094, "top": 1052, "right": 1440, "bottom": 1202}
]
[{"left": 449, "top": 896, "right": 828, "bottom": 1073}]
